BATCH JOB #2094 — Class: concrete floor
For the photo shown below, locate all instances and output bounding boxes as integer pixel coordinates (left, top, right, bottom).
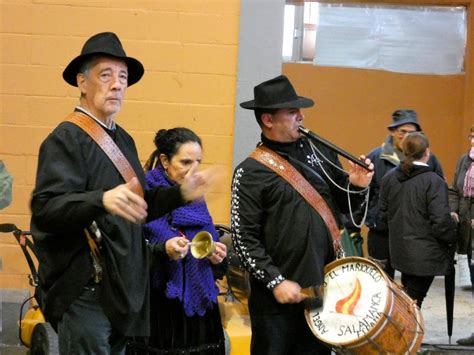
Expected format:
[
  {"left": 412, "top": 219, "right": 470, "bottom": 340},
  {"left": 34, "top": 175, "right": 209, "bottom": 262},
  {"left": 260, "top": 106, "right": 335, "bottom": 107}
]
[
  {"left": 1, "top": 275, "right": 473, "bottom": 354},
  {"left": 416, "top": 276, "right": 474, "bottom": 354}
]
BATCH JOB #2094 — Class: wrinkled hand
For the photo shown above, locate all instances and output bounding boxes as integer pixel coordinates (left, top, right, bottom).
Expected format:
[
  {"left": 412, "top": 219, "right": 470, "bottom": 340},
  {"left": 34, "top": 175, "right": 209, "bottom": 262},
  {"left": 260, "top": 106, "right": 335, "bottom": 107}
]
[
  {"left": 450, "top": 212, "right": 459, "bottom": 223},
  {"left": 272, "top": 280, "right": 306, "bottom": 304},
  {"left": 180, "top": 162, "right": 222, "bottom": 202},
  {"left": 102, "top": 177, "right": 147, "bottom": 224},
  {"left": 348, "top": 156, "right": 374, "bottom": 188},
  {"left": 165, "top": 236, "right": 189, "bottom": 260},
  {"left": 208, "top": 241, "right": 227, "bottom": 265},
  {"left": 471, "top": 218, "right": 474, "bottom": 229}
]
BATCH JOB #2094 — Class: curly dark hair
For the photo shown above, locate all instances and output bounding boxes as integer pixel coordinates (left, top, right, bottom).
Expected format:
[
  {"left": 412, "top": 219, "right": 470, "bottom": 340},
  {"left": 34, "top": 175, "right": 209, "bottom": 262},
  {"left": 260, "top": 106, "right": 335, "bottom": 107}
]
[{"left": 144, "top": 127, "right": 202, "bottom": 171}]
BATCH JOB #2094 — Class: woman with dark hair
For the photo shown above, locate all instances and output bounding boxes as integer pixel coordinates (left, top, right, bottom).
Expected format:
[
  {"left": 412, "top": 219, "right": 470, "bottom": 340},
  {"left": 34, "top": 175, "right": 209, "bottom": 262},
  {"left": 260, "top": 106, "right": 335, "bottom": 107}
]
[
  {"left": 449, "top": 125, "right": 474, "bottom": 346},
  {"left": 378, "top": 132, "right": 456, "bottom": 307},
  {"left": 142, "top": 127, "right": 227, "bottom": 354}
]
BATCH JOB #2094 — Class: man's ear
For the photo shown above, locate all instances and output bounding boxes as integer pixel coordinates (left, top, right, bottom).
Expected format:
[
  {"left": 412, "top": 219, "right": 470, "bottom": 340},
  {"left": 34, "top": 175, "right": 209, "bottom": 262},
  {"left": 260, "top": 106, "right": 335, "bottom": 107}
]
[
  {"left": 261, "top": 112, "right": 274, "bottom": 129},
  {"left": 77, "top": 73, "right": 87, "bottom": 94}
]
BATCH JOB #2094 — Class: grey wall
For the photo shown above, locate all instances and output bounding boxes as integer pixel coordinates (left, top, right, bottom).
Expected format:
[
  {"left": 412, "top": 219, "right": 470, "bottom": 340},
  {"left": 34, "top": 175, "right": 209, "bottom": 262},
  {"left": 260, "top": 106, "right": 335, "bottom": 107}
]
[{"left": 232, "top": 0, "right": 285, "bottom": 168}]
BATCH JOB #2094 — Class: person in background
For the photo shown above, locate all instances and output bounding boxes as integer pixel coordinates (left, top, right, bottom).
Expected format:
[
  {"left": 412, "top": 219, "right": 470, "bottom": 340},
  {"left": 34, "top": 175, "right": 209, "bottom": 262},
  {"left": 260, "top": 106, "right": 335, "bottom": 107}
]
[
  {"left": 449, "top": 125, "right": 474, "bottom": 346},
  {"left": 0, "top": 160, "right": 13, "bottom": 209},
  {"left": 349, "top": 109, "right": 444, "bottom": 278},
  {"left": 141, "top": 127, "right": 227, "bottom": 354},
  {"left": 30, "top": 32, "right": 212, "bottom": 354},
  {"left": 231, "top": 75, "right": 373, "bottom": 355},
  {"left": 379, "top": 132, "right": 455, "bottom": 307}
]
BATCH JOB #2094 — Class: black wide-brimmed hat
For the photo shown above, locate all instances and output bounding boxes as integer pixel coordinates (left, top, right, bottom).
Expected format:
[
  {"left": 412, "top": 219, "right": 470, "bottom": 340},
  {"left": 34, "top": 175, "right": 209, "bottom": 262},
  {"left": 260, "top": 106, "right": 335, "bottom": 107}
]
[
  {"left": 62, "top": 32, "right": 144, "bottom": 87},
  {"left": 388, "top": 109, "right": 421, "bottom": 131},
  {"left": 240, "top": 75, "right": 314, "bottom": 110}
]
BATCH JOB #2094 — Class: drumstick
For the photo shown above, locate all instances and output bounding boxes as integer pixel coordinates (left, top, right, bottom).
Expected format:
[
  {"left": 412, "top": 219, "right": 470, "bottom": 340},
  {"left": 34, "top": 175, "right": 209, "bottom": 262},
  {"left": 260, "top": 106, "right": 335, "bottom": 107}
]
[
  {"left": 302, "top": 295, "right": 323, "bottom": 309},
  {"left": 300, "top": 286, "right": 324, "bottom": 309}
]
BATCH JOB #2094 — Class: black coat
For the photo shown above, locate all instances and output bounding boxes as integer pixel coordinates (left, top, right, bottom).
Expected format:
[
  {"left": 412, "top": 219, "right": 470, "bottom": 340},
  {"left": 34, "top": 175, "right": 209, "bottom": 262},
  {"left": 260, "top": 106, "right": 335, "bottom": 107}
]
[
  {"left": 449, "top": 153, "right": 474, "bottom": 254},
  {"left": 230, "top": 136, "right": 366, "bottom": 298},
  {"left": 379, "top": 164, "right": 455, "bottom": 276},
  {"left": 364, "top": 136, "right": 444, "bottom": 231},
  {"left": 30, "top": 115, "right": 184, "bottom": 335}
]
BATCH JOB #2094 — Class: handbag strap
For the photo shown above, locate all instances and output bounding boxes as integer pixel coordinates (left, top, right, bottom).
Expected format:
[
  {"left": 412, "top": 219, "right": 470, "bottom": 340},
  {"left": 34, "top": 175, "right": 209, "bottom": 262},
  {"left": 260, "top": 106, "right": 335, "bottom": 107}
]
[
  {"left": 249, "top": 145, "right": 342, "bottom": 254},
  {"left": 66, "top": 111, "right": 144, "bottom": 198}
]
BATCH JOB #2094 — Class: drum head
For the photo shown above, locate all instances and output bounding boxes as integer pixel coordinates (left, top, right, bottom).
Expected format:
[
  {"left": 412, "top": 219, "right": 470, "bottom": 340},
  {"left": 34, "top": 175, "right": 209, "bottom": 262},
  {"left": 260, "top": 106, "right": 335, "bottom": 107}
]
[{"left": 305, "top": 257, "right": 389, "bottom": 346}]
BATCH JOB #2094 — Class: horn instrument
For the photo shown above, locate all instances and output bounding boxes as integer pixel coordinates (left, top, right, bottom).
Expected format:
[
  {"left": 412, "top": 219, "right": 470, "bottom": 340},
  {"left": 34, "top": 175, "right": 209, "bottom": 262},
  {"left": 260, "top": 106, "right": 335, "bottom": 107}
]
[{"left": 298, "top": 126, "right": 371, "bottom": 171}]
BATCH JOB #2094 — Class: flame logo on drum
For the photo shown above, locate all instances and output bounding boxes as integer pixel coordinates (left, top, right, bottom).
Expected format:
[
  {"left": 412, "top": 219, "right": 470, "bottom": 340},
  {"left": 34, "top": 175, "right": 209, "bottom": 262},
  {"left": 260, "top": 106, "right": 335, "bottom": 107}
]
[{"left": 335, "top": 278, "right": 361, "bottom": 315}]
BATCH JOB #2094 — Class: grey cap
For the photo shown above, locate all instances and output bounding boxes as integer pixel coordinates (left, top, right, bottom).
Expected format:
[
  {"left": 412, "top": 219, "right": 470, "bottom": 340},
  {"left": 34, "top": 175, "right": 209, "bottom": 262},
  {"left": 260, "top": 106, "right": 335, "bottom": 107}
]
[{"left": 388, "top": 109, "right": 421, "bottom": 131}]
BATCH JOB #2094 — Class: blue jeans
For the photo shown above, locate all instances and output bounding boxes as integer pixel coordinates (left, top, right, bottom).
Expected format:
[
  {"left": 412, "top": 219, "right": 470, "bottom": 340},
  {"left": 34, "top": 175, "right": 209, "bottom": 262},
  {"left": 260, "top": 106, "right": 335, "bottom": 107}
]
[{"left": 58, "top": 285, "right": 127, "bottom": 355}]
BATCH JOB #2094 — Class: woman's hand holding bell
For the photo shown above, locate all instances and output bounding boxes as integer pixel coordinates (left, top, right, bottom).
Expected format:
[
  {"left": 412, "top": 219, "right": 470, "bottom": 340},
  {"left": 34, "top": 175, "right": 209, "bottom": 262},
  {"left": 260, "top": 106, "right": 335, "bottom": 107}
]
[{"left": 165, "top": 236, "right": 189, "bottom": 260}]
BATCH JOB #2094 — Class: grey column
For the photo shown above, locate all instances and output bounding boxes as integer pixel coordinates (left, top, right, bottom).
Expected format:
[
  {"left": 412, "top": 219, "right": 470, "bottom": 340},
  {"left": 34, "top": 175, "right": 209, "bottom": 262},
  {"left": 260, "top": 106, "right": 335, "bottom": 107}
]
[{"left": 233, "top": 0, "right": 285, "bottom": 167}]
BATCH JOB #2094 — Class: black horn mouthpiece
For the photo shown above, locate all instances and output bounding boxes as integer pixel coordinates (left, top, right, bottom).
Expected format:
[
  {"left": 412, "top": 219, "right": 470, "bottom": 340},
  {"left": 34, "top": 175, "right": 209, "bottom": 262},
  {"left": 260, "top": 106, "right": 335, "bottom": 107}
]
[{"left": 298, "top": 126, "right": 371, "bottom": 171}]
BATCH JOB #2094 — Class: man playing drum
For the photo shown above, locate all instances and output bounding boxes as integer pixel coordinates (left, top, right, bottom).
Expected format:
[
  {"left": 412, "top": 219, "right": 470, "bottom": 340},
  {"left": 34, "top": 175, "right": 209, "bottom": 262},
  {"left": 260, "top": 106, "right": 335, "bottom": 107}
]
[{"left": 230, "top": 75, "right": 373, "bottom": 355}]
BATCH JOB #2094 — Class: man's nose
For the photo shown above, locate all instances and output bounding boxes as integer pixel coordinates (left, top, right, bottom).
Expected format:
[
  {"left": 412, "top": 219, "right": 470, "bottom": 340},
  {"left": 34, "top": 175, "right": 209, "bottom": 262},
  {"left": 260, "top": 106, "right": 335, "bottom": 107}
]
[{"left": 110, "top": 75, "right": 125, "bottom": 90}]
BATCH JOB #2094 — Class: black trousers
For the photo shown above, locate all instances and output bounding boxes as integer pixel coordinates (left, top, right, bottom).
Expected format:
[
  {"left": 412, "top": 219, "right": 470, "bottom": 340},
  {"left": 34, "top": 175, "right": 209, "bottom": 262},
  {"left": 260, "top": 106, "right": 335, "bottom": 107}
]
[
  {"left": 248, "top": 282, "right": 330, "bottom": 355},
  {"left": 249, "top": 309, "right": 331, "bottom": 355},
  {"left": 367, "top": 229, "right": 395, "bottom": 279},
  {"left": 401, "top": 273, "right": 435, "bottom": 308}
]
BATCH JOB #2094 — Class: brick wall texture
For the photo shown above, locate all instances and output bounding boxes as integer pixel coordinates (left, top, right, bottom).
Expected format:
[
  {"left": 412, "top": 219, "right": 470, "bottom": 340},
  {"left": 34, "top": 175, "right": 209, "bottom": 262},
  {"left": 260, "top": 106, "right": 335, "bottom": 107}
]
[{"left": 0, "top": 0, "right": 240, "bottom": 288}]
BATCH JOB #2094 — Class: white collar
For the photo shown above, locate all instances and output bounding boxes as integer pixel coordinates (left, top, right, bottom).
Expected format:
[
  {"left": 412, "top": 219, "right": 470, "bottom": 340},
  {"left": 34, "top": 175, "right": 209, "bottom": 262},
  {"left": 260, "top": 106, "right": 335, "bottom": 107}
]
[
  {"left": 75, "top": 106, "right": 116, "bottom": 131},
  {"left": 413, "top": 161, "right": 429, "bottom": 167}
]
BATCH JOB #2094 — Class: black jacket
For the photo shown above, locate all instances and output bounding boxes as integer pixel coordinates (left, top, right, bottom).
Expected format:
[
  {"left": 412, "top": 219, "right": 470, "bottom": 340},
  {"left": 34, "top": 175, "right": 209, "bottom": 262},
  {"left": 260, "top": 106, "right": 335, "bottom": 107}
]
[
  {"left": 231, "top": 135, "right": 366, "bottom": 293},
  {"left": 379, "top": 164, "right": 455, "bottom": 276},
  {"left": 30, "top": 115, "right": 184, "bottom": 335},
  {"left": 364, "top": 136, "right": 444, "bottom": 231},
  {"left": 449, "top": 152, "right": 474, "bottom": 254}
]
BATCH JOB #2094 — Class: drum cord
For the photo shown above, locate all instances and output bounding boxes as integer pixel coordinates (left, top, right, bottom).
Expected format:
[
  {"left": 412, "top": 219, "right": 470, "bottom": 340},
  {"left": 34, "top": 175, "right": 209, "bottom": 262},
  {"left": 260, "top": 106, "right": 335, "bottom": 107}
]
[
  {"left": 386, "top": 283, "right": 425, "bottom": 353},
  {"left": 390, "top": 283, "right": 425, "bottom": 335},
  {"left": 308, "top": 139, "right": 370, "bottom": 228},
  {"left": 329, "top": 281, "right": 421, "bottom": 354}
]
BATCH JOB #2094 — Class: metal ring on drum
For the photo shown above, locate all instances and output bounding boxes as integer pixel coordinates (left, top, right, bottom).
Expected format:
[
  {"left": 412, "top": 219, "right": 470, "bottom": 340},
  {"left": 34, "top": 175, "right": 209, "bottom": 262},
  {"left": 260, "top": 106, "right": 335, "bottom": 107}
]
[{"left": 304, "top": 257, "right": 424, "bottom": 354}]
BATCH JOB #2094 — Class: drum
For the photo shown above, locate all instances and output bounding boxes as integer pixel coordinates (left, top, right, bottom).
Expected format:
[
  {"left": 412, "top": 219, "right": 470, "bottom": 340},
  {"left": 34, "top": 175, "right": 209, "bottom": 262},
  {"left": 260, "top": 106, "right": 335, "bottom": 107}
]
[
  {"left": 215, "top": 224, "right": 251, "bottom": 305},
  {"left": 305, "top": 257, "right": 424, "bottom": 354}
]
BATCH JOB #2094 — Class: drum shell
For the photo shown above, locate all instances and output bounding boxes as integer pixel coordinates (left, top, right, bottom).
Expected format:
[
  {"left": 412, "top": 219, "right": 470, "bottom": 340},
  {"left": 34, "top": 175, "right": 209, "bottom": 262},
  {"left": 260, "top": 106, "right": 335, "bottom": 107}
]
[
  {"left": 215, "top": 225, "right": 251, "bottom": 305},
  {"left": 305, "top": 257, "right": 424, "bottom": 354}
]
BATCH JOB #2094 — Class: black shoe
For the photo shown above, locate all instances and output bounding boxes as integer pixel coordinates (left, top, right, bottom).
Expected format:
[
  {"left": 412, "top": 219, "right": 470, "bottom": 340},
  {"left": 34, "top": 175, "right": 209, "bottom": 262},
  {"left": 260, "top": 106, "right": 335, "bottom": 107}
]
[{"left": 457, "top": 333, "right": 474, "bottom": 346}]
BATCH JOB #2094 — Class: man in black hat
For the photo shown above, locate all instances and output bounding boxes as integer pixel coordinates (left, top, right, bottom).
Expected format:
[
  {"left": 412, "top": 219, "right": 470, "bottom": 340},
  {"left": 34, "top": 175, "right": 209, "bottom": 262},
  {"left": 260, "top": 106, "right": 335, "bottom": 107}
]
[
  {"left": 230, "top": 75, "right": 373, "bottom": 354},
  {"left": 30, "top": 32, "right": 211, "bottom": 353},
  {"left": 349, "top": 109, "right": 444, "bottom": 278}
]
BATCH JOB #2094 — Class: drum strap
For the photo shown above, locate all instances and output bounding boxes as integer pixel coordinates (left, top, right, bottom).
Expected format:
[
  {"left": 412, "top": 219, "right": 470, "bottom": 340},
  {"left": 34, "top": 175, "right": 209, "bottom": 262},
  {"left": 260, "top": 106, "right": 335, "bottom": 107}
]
[
  {"left": 65, "top": 111, "right": 144, "bottom": 283},
  {"left": 65, "top": 111, "right": 144, "bottom": 197},
  {"left": 250, "top": 145, "right": 343, "bottom": 255}
]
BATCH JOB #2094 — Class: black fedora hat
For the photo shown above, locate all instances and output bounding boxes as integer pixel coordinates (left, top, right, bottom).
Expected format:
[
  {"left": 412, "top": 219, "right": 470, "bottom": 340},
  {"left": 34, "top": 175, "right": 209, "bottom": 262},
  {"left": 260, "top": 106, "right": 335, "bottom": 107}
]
[
  {"left": 388, "top": 109, "right": 421, "bottom": 131},
  {"left": 62, "top": 32, "right": 144, "bottom": 87},
  {"left": 240, "top": 75, "right": 314, "bottom": 110}
]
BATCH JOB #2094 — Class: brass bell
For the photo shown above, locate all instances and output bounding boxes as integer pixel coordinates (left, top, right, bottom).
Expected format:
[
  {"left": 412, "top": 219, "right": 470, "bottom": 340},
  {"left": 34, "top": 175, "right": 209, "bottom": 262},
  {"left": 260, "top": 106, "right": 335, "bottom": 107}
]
[{"left": 190, "top": 231, "right": 216, "bottom": 259}]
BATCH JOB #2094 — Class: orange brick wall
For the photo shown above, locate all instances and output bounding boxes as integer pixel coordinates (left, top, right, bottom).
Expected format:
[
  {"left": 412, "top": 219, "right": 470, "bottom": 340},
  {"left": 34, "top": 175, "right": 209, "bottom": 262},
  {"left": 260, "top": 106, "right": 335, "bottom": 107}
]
[{"left": 0, "top": 0, "right": 240, "bottom": 288}]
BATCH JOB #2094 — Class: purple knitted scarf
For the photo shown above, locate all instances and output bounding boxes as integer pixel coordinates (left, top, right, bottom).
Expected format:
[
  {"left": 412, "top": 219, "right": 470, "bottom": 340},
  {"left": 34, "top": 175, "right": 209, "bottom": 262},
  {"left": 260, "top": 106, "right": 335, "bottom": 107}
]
[
  {"left": 144, "top": 165, "right": 219, "bottom": 317},
  {"left": 463, "top": 148, "right": 474, "bottom": 198}
]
